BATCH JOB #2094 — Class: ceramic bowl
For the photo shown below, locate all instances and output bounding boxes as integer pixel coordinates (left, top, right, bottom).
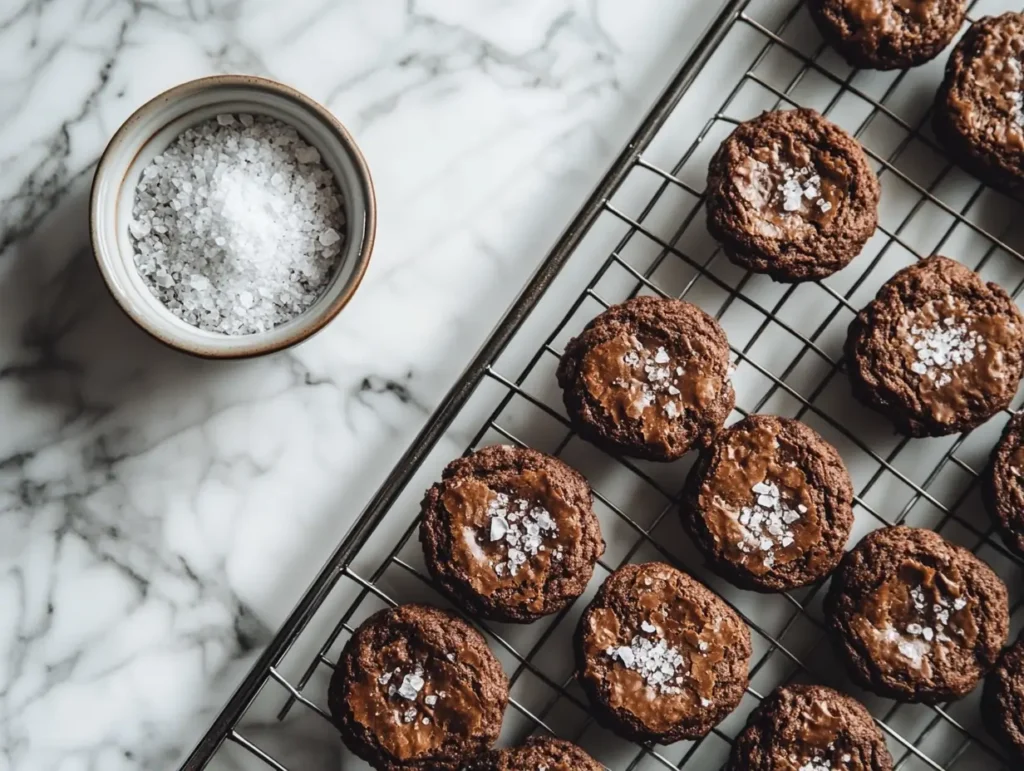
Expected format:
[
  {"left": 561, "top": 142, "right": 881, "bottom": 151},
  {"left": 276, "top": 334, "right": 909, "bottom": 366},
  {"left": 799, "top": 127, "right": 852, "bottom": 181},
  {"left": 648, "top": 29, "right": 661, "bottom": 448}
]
[{"left": 90, "top": 75, "right": 376, "bottom": 358}]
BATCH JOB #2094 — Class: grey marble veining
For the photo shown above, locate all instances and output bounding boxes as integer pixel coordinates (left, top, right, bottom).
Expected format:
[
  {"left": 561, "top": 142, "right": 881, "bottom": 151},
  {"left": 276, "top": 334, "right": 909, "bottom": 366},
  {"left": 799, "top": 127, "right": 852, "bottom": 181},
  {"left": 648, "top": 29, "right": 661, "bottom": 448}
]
[{"left": 0, "top": 1, "right": 722, "bottom": 768}]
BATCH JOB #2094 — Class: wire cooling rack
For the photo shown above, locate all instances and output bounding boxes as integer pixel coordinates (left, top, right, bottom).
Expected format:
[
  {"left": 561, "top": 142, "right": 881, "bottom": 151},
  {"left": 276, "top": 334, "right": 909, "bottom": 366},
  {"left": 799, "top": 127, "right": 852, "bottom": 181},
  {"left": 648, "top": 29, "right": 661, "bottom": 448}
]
[{"left": 183, "top": 1, "right": 1024, "bottom": 768}]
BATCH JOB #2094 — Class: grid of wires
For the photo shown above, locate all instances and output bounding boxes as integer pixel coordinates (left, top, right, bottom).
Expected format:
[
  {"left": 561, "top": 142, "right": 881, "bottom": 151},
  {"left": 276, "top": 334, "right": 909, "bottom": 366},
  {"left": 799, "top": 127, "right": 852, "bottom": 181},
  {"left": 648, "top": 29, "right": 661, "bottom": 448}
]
[{"left": 185, "top": 1, "right": 1024, "bottom": 769}]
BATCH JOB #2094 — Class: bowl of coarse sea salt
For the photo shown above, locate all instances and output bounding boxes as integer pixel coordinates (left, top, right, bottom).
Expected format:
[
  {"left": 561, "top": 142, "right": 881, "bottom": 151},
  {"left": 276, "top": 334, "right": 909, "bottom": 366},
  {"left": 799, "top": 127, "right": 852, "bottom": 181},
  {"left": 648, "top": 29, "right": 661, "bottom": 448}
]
[{"left": 91, "top": 75, "right": 376, "bottom": 358}]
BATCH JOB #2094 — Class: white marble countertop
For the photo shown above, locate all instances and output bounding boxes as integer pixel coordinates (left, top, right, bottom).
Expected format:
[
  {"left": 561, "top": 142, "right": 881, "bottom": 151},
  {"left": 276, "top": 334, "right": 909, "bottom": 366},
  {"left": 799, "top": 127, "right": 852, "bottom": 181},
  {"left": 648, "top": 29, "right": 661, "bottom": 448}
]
[{"left": 0, "top": 1, "right": 728, "bottom": 768}]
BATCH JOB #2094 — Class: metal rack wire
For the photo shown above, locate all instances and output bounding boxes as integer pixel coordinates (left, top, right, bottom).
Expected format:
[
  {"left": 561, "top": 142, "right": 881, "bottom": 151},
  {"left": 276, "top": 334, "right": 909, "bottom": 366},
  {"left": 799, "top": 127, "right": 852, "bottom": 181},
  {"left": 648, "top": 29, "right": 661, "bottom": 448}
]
[{"left": 182, "top": 1, "right": 1024, "bottom": 769}]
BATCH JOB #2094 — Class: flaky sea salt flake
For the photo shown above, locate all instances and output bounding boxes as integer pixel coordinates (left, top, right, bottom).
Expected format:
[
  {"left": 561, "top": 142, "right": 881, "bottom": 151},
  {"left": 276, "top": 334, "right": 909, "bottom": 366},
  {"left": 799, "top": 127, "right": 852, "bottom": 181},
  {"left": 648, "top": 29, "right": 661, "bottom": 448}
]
[
  {"left": 490, "top": 516, "right": 509, "bottom": 542},
  {"left": 398, "top": 673, "right": 424, "bottom": 700},
  {"left": 319, "top": 227, "right": 341, "bottom": 246}
]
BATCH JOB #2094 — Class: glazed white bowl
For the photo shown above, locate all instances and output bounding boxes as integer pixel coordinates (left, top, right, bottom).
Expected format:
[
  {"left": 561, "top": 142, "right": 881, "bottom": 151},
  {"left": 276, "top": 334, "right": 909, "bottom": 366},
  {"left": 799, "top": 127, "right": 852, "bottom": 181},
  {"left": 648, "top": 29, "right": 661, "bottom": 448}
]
[{"left": 90, "top": 75, "right": 376, "bottom": 358}]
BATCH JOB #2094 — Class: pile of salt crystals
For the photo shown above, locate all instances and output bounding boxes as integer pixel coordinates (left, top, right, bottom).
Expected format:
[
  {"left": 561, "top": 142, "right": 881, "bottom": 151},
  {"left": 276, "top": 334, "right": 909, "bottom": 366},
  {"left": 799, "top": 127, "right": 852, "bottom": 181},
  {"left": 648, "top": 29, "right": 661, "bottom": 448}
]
[{"left": 129, "top": 113, "right": 346, "bottom": 335}]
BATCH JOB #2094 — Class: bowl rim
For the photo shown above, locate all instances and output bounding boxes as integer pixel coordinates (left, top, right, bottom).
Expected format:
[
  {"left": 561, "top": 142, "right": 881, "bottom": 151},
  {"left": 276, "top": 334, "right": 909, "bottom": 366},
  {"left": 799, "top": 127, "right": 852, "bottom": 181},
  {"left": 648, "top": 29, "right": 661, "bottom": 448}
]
[{"left": 89, "top": 73, "right": 377, "bottom": 359}]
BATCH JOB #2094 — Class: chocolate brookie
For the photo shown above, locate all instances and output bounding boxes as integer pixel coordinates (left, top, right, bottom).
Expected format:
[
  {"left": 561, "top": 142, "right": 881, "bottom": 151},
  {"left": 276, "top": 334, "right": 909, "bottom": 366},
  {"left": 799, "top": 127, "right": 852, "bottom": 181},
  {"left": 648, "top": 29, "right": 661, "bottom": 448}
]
[
  {"left": 983, "top": 412, "right": 1024, "bottom": 557},
  {"left": 681, "top": 414, "right": 854, "bottom": 592},
  {"left": 705, "top": 108, "right": 880, "bottom": 282},
  {"left": 557, "top": 295, "right": 735, "bottom": 462},
  {"left": 328, "top": 604, "right": 508, "bottom": 771},
  {"left": 845, "top": 255, "right": 1024, "bottom": 437},
  {"left": 727, "top": 684, "right": 894, "bottom": 771},
  {"left": 934, "top": 12, "right": 1024, "bottom": 199},
  {"left": 808, "top": 0, "right": 966, "bottom": 71},
  {"left": 467, "top": 737, "right": 603, "bottom": 771},
  {"left": 982, "top": 630, "right": 1024, "bottom": 762},
  {"left": 419, "top": 445, "right": 605, "bottom": 623},
  {"left": 574, "top": 562, "right": 751, "bottom": 744},
  {"left": 825, "top": 527, "right": 1009, "bottom": 704}
]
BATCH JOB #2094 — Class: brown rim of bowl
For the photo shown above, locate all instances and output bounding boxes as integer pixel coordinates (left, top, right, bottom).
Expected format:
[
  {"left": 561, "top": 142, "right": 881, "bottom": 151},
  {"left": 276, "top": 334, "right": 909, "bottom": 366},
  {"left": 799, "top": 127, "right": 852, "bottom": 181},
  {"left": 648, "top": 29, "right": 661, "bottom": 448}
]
[{"left": 89, "top": 74, "right": 377, "bottom": 360}]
